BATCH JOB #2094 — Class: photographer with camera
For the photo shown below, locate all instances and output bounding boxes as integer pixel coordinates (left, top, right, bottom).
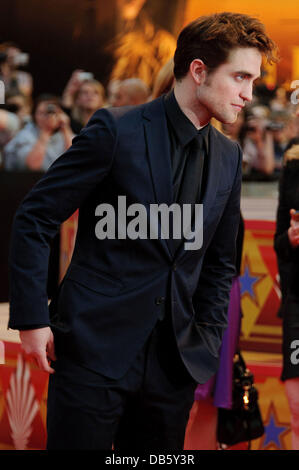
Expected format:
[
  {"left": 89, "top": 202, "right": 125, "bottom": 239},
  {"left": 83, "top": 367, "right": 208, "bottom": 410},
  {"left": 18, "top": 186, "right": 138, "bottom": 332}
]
[
  {"left": 0, "top": 42, "right": 33, "bottom": 98},
  {"left": 0, "top": 91, "right": 32, "bottom": 168},
  {"left": 271, "top": 111, "right": 299, "bottom": 171},
  {"left": 0, "top": 109, "right": 20, "bottom": 169},
  {"left": 242, "top": 107, "right": 276, "bottom": 178},
  {"left": 61, "top": 70, "right": 106, "bottom": 133},
  {"left": 242, "top": 106, "right": 299, "bottom": 179},
  {"left": 3, "top": 94, "right": 74, "bottom": 171},
  {"left": 5, "top": 90, "right": 32, "bottom": 126}
]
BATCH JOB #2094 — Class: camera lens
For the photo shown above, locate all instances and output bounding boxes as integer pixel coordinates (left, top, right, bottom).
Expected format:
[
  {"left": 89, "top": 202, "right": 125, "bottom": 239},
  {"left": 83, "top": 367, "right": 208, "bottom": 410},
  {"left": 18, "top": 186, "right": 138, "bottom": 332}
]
[{"left": 46, "top": 104, "right": 57, "bottom": 114}]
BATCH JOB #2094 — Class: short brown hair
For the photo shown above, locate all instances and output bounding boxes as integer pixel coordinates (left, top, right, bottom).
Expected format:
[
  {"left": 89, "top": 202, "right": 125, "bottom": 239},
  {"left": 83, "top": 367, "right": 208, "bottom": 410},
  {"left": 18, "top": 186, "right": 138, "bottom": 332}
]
[{"left": 174, "top": 12, "right": 278, "bottom": 80}]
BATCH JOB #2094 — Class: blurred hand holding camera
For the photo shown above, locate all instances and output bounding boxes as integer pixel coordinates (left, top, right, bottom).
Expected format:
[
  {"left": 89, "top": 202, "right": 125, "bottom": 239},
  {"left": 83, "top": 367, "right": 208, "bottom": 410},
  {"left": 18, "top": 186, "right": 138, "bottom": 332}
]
[
  {"left": 0, "top": 42, "right": 33, "bottom": 98},
  {"left": 62, "top": 69, "right": 94, "bottom": 108},
  {"left": 243, "top": 116, "right": 275, "bottom": 175},
  {"left": 23, "top": 99, "right": 74, "bottom": 171},
  {"left": 246, "top": 117, "right": 266, "bottom": 144},
  {"left": 38, "top": 104, "right": 61, "bottom": 138},
  {"left": 38, "top": 103, "right": 71, "bottom": 139},
  {"left": 57, "top": 110, "right": 71, "bottom": 130}
]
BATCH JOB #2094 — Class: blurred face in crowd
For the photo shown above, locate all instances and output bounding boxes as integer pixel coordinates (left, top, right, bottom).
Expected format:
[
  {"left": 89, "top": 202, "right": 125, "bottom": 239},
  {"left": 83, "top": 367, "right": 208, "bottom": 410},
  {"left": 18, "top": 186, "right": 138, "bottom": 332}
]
[
  {"left": 272, "top": 118, "right": 298, "bottom": 143},
  {"left": 75, "top": 82, "right": 104, "bottom": 112},
  {"left": 6, "top": 94, "right": 31, "bottom": 121},
  {"left": 5, "top": 46, "right": 21, "bottom": 69},
  {"left": 34, "top": 101, "right": 61, "bottom": 131},
  {"left": 113, "top": 84, "right": 130, "bottom": 107},
  {"left": 107, "top": 80, "right": 121, "bottom": 107},
  {"left": 195, "top": 47, "right": 262, "bottom": 124},
  {"left": 112, "top": 81, "right": 149, "bottom": 107}
]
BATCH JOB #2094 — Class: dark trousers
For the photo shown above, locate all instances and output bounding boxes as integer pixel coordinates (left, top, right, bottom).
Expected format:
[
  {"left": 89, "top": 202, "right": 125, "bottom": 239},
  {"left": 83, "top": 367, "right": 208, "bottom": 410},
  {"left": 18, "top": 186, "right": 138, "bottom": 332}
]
[{"left": 46, "top": 317, "right": 197, "bottom": 450}]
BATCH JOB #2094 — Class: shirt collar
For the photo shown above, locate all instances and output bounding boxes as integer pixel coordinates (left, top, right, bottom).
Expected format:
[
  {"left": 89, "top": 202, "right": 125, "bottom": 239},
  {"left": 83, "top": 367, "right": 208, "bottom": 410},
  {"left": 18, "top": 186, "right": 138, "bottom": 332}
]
[{"left": 164, "top": 90, "right": 210, "bottom": 151}]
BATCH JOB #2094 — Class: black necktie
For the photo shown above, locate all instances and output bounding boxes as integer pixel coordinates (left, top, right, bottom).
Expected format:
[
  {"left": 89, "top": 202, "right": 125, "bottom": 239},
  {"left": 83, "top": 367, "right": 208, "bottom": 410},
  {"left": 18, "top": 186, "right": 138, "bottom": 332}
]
[
  {"left": 171, "top": 134, "right": 205, "bottom": 253},
  {"left": 177, "top": 133, "right": 205, "bottom": 207}
]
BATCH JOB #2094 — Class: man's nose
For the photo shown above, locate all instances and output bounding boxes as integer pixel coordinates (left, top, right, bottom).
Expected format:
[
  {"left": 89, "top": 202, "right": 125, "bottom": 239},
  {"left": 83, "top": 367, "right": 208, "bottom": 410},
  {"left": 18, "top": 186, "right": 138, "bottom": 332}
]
[{"left": 240, "top": 85, "right": 253, "bottom": 103}]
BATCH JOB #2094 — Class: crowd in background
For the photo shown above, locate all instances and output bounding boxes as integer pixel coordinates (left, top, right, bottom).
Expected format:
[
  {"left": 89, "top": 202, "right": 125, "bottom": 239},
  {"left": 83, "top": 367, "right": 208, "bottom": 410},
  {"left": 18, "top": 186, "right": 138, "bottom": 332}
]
[
  {"left": 0, "top": 41, "right": 153, "bottom": 172},
  {"left": 1, "top": 40, "right": 299, "bottom": 177}
]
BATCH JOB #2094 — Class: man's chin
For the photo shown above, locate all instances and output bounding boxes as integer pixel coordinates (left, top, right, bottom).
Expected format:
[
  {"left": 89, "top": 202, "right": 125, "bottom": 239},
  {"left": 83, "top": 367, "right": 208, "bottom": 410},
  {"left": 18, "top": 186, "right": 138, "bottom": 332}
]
[{"left": 218, "top": 114, "right": 238, "bottom": 125}]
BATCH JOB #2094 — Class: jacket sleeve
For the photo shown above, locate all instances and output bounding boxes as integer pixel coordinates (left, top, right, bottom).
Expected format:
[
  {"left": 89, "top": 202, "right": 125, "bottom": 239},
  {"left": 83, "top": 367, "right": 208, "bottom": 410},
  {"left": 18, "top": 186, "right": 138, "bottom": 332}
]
[
  {"left": 274, "top": 169, "right": 293, "bottom": 261},
  {"left": 8, "top": 109, "right": 117, "bottom": 329},
  {"left": 192, "top": 143, "right": 242, "bottom": 358}
]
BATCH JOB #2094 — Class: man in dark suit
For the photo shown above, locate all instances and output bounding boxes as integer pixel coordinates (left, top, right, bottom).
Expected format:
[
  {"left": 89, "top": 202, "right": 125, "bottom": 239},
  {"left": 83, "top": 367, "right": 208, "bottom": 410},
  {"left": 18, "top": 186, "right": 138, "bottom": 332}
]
[{"left": 8, "top": 13, "right": 276, "bottom": 450}]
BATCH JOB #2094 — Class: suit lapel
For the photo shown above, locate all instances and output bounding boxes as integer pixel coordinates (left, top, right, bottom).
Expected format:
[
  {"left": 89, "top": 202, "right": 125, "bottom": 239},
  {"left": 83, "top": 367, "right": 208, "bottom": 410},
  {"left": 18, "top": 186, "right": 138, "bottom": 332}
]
[
  {"left": 201, "top": 125, "right": 222, "bottom": 223},
  {"left": 143, "top": 98, "right": 173, "bottom": 208},
  {"left": 143, "top": 97, "right": 174, "bottom": 257},
  {"left": 142, "top": 100, "right": 222, "bottom": 259}
]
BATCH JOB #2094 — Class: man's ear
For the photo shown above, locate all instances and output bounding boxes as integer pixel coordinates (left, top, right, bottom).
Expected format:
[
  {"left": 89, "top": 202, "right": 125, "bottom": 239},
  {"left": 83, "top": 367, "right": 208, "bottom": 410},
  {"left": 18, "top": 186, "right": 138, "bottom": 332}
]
[{"left": 189, "top": 59, "right": 207, "bottom": 85}]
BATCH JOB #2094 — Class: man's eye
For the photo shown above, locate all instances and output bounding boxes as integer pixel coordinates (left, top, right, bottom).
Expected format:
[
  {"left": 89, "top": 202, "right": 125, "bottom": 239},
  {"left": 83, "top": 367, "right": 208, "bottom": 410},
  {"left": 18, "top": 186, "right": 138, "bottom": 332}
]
[{"left": 236, "top": 74, "right": 245, "bottom": 81}]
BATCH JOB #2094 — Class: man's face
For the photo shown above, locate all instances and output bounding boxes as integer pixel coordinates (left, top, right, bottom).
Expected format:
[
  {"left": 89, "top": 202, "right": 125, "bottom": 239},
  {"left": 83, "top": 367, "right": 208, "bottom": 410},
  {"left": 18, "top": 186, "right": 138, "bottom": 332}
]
[{"left": 196, "top": 47, "right": 262, "bottom": 124}]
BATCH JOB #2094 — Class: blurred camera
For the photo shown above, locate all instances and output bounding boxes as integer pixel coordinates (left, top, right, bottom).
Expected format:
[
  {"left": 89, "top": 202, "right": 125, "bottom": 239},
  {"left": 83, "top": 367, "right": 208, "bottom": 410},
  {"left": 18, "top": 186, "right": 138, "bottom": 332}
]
[
  {"left": 246, "top": 126, "right": 257, "bottom": 133},
  {"left": 45, "top": 104, "right": 58, "bottom": 115},
  {"left": 265, "top": 121, "right": 285, "bottom": 131},
  {"left": 13, "top": 52, "right": 29, "bottom": 67},
  {"left": 78, "top": 72, "right": 94, "bottom": 81},
  {"left": 1, "top": 103, "right": 21, "bottom": 114}
]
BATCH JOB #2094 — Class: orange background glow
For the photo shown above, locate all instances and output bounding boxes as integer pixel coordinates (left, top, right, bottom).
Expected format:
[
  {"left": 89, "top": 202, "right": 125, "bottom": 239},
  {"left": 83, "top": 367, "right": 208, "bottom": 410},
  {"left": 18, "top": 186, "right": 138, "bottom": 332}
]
[{"left": 183, "top": 0, "right": 299, "bottom": 83}]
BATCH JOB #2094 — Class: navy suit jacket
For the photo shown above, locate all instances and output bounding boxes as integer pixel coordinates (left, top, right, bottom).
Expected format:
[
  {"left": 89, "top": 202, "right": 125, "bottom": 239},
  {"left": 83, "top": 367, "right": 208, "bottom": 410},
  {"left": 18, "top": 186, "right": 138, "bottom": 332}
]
[{"left": 8, "top": 96, "right": 242, "bottom": 383}]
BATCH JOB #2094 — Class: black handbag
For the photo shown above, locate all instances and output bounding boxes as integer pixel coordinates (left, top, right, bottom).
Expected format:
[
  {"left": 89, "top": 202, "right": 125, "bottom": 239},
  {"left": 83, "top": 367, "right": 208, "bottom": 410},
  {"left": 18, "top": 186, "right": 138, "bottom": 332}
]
[{"left": 217, "top": 350, "right": 264, "bottom": 449}]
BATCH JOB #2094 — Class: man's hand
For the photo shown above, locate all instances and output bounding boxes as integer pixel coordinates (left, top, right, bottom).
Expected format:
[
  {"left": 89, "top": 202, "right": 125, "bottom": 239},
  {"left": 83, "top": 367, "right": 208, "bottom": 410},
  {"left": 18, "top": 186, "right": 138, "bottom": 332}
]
[
  {"left": 19, "top": 327, "right": 56, "bottom": 374},
  {"left": 288, "top": 209, "right": 299, "bottom": 248}
]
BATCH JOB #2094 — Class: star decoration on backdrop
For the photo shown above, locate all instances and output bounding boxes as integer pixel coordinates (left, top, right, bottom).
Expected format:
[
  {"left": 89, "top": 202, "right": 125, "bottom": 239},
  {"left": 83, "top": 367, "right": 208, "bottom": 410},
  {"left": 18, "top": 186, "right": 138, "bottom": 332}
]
[
  {"left": 240, "top": 258, "right": 265, "bottom": 305},
  {"left": 261, "top": 403, "right": 290, "bottom": 450}
]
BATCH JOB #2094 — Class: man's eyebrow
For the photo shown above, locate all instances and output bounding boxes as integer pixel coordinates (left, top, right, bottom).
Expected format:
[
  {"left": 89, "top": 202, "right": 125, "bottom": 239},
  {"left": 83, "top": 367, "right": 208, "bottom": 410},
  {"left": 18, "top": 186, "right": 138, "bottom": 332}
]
[{"left": 235, "top": 70, "right": 261, "bottom": 79}]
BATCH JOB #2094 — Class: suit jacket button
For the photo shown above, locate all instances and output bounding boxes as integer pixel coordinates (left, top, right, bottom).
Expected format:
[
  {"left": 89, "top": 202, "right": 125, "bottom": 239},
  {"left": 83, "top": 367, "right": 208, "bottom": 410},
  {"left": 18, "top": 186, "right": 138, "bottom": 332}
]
[
  {"left": 155, "top": 297, "right": 165, "bottom": 305},
  {"left": 172, "top": 263, "right": 177, "bottom": 271}
]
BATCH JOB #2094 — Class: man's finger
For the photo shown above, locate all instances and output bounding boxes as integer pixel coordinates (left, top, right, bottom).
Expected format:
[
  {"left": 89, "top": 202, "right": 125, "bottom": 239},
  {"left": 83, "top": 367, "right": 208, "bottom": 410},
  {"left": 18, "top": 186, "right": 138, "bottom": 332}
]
[
  {"left": 46, "top": 333, "right": 57, "bottom": 362},
  {"left": 46, "top": 351, "right": 57, "bottom": 362},
  {"left": 46, "top": 350, "right": 57, "bottom": 362},
  {"left": 36, "top": 351, "right": 55, "bottom": 374}
]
